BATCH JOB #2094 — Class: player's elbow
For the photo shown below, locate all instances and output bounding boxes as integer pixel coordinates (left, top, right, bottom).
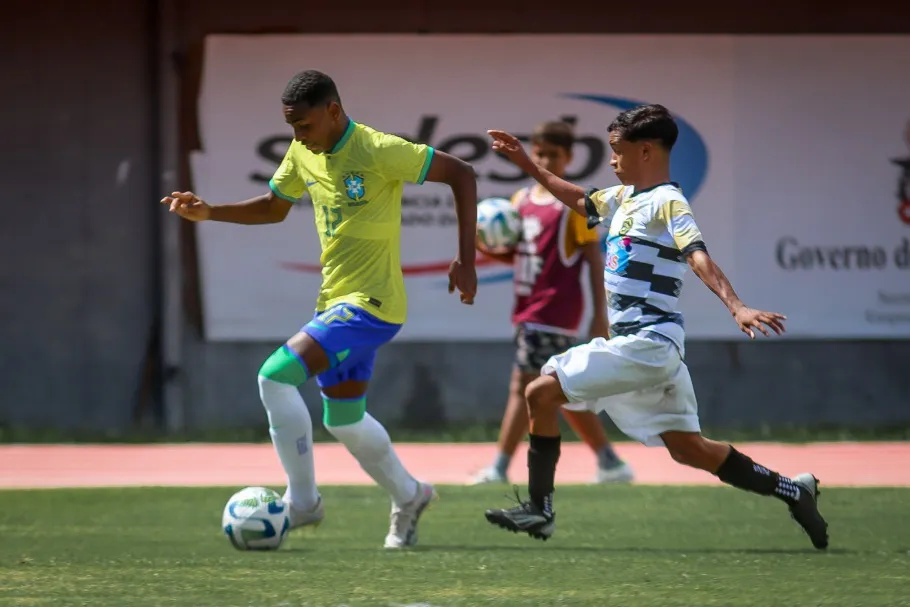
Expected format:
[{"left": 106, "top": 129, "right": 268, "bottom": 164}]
[
  {"left": 266, "top": 195, "right": 293, "bottom": 223},
  {"left": 572, "top": 198, "right": 589, "bottom": 218},
  {"left": 448, "top": 156, "right": 477, "bottom": 188},
  {"left": 432, "top": 152, "right": 476, "bottom": 188},
  {"left": 683, "top": 243, "right": 709, "bottom": 267}
]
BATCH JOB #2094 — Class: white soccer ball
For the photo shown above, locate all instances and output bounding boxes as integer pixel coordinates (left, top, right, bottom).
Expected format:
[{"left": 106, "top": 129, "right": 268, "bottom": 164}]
[
  {"left": 222, "top": 486, "right": 290, "bottom": 551},
  {"left": 477, "top": 197, "right": 521, "bottom": 251}
]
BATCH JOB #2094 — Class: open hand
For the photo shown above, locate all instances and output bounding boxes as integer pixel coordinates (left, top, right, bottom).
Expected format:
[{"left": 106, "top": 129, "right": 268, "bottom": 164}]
[
  {"left": 160, "top": 191, "right": 211, "bottom": 222},
  {"left": 448, "top": 259, "right": 477, "bottom": 305},
  {"left": 487, "top": 130, "right": 534, "bottom": 172},
  {"left": 733, "top": 307, "right": 787, "bottom": 339}
]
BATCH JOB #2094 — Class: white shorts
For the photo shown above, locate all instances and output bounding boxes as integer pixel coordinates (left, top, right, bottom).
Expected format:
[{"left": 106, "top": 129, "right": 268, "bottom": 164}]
[{"left": 541, "top": 332, "right": 700, "bottom": 447}]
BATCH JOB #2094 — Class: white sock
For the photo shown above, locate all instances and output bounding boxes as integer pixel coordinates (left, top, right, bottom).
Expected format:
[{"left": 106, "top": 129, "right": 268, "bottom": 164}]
[
  {"left": 326, "top": 413, "right": 418, "bottom": 506},
  {"left": 258, "top": 376, "right": 320, "bottom": 511}
]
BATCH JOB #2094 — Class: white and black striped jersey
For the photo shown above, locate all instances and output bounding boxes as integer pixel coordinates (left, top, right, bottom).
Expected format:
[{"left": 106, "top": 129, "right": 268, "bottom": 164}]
[{"left": 585, "top": 182, "right": 706, "bottom": 354}]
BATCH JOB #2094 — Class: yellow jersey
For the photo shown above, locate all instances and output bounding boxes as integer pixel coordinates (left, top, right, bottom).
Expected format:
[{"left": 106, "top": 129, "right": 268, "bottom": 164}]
[{"left": 269, "top": 120, "right": 434, "bottom": 325}]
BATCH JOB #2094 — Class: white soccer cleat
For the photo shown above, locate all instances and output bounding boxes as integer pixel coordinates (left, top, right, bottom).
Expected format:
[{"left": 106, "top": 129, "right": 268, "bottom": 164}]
[
  {"left": 284, "top": 494, "right": 325, "bottom": 531},
  {"left": 383, "top": 482, "right": 437, "bottom": 549},
  {"left": 469, "top": 466, "right": 509, "bottom": 485},
  {"left": 594, "top": 461, "right": 635, "bottom": 484}
]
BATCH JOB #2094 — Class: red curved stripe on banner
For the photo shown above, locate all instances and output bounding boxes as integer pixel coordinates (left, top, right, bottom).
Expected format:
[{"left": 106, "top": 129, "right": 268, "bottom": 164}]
[
  {"left": 280, "top": 255, "right": 501, "bottom": 275},
  {"left": 900, "top": 199, "right": 910, "bottom": 225}
]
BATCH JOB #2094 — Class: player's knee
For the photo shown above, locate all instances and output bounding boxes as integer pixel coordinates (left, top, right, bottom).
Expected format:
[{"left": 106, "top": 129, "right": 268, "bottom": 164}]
[
  {"left": 666, "top": 444, "right": 692, "bottom": 466},
  {"left": 509, "top": 370, "right": 532, "bottom": 399},
  {"left": 258, "top": 344, "right": 310, "bottom": 387},
  {"left": 662, "top": 432, "right": 708, "bottom": 467},
  {"left": 322, "top": 395, "right": 367, "bottom": 428},
  {"left": 525, "top": 374, "right": 566, "bottom": 414},
  {"left": 286, "top": 330, "right": 332, "bottom": 374}
]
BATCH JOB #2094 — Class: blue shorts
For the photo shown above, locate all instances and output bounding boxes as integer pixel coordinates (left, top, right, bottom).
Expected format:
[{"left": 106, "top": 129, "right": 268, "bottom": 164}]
[{"left": 301, "top": 303, "right": 402, "bottom": 389}]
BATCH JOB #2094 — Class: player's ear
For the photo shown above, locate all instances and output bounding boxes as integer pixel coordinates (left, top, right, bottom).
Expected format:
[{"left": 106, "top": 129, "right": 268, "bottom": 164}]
[
  {"left": 327, "top": 101, "right": 341, "bottom": 122},
  {"left": 640, "top": 141, "right": 652, "bottom": 161}
]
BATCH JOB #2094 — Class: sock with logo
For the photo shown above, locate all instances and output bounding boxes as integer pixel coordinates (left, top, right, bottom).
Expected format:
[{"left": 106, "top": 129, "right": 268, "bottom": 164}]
[
  {"left": 527, "top": 434, "right": 561, "bottom": 516},
  {"left": 715, "top": 446, "right": 801, "bottom": 506},
  {"left": 257, "top": 347, "right": 320, "bottom": 512},
  {"left": 323, "top": 398, "right": 419, "bottom": 508}
]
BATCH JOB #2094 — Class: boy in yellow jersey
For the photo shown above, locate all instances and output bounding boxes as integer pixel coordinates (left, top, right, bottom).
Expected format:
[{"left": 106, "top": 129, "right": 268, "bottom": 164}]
[{"left": 162, "top": 70, "right": 478, "bottom": 549}]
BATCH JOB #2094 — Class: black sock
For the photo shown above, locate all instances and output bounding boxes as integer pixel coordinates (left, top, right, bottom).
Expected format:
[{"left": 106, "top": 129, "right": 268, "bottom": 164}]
[
  {"left": 528, "top": 434, "right": 561, "bottom": 516},
  {"left": 715, "top": 446, "right": 801, "bottom": 505}
]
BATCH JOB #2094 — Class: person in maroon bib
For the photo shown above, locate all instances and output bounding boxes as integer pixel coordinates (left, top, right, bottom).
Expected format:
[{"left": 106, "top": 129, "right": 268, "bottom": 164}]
[{"left": 471, "top": 120, "right": 634, "bottom": 485}]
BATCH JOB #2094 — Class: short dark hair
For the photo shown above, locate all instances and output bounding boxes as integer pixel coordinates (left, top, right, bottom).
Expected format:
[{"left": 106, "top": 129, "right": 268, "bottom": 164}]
[
  {"left": 281, "top": 70, "right": 341, "bottom": 108},
  {"left": 608, "top": 104, "right": 678, "bottom": 150},
  {"left": 530, "top": 120, "right": 575, "bottom": 152}
]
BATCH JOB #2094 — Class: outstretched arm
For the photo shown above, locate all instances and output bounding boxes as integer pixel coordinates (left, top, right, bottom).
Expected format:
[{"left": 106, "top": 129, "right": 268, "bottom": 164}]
[
  {"left": 686, "top": 250, "right": 786, "bottom": 338},
  {"left": 161, "top": 190, "right": 292, "bottom": 225},
  {"left": 162, "top": 141, "right": 303, "bottom": 225},
  {"left": 659, "top": 198, "right": 787, "bottom": 339},
  {"left": 686, "top": 249, "right": 744, "bottom": 316},
  {"left": 488, "top": 130, "right": 587, "bottom": 217}
]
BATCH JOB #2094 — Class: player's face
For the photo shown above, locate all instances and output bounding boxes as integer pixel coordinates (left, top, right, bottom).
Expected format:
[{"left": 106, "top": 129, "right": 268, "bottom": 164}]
[
  {"left": 608, "top": 131, "right": 644, "bottom": 185},
  {"left": 283, "top": 102, "right": 342, "bottom": 153},
  {"left": 530, "top": 141, "right": 572, "bottom": 177}
]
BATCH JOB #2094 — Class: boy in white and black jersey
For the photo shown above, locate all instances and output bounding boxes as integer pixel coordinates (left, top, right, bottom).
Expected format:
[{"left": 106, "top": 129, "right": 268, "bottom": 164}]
[
  {"left": 483, "top": 104, "right": 829, "bottom": 551},
  {"left": 591, "top": 180, "right": 701, "bottom": 354}
]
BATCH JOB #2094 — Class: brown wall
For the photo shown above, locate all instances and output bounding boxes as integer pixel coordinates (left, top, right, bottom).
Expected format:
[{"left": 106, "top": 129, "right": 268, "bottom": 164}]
[
  {"left": 0, "top": 0, "right": 907, "bottom": 433},
  {"left": 173, "top": 0, "right": 906, "bottom": 36}
]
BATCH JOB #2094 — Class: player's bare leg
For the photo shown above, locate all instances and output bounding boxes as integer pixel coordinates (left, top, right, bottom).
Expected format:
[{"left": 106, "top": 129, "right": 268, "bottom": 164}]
[
  {"left": 560, "top": 409, "right": 634, "bottom": 483},
  {"left": 484, "top": 372, "right": 567, "bottom": 540},
  {"left": 473, "top": 367, "right": 632, "bottom": 485},
  {"left": 498, "top": 370, "right": 535, "bottom": 466},
  {"left": 321, "top": 377, "right": 436, "bottom": 549},
  {"left": 472, "top": 368, "right": 532, "bottom": 484},
  {"left": 258, "top": 331, "right": 331, "bottom": 531},
  {"left": 661, "top": 431, "right": 829, "bottom": 549}
]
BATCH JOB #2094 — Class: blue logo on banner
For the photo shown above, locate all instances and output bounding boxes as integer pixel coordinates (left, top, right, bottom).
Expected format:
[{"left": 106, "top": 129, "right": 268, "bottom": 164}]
[{"left": 463, "top": 93, "right": 710, "bottom": 286}]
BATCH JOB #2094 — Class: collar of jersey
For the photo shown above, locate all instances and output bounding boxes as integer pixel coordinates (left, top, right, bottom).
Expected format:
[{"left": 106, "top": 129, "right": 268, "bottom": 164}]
[
  {"left": 629, "top": 181, "right": 680, "bottom": 197},
  {"left": 326, "top": 119, "right": 356, "bottom": 155}
]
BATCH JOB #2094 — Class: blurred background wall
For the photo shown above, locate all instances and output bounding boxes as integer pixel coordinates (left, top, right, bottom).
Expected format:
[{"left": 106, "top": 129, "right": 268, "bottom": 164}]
[{"left": 1, "top": 0, "right": 908, "bottom": 438}]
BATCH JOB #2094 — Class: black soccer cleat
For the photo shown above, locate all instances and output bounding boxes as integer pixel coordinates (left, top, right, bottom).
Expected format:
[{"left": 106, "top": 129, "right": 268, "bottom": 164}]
[
  {"left": 788, "top": 473, "right": 829, "bottom": 550},
  {"left": 484, "top": 488, "right": 556, "bottom": 541}
]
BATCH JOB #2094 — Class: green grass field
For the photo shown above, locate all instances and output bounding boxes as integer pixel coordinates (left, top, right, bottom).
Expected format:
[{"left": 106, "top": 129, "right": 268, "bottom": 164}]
[{"left": 1, "top": 485, "right": 908, "bottom": 606}]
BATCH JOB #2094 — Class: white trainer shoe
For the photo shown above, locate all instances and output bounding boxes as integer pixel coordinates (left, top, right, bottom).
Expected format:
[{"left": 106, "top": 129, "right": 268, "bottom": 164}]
[
  {"left": 469, "top": 466, "right": 509, "bottom": 485},
  {"left": 383, "top": 482, "right": 437, "bottom": 549},
  {"left": 284, "top": 493, "right": 325, "bottom": 531},
  {"left": 594, "top": 461, "right": 635, "bottom": 484}
]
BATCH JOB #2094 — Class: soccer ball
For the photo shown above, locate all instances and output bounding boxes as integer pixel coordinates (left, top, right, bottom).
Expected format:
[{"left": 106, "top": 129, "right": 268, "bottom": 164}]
[
  {"left": 222, "top": 486, "right": 290, "bottom": 551},
  {"left": 477, "top": 197, "right": 521, "bottom": 251}
]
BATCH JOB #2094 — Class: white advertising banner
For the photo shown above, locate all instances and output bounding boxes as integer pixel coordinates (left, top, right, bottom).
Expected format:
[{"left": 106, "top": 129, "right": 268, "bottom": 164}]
[{"left": 192, "top": 34, "right": 910, "bottom": 341}]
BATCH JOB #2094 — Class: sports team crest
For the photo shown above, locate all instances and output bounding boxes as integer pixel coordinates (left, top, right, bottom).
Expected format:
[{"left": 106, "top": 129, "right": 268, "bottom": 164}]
[
  {"left": 619, "top": 217, "right": 634, "bottom": 235},
  {"left": 343, "top": 173, "right": 366, "bottom": 202}
]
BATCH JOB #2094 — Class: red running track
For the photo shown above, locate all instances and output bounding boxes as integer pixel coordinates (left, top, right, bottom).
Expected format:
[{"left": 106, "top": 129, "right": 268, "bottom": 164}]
[{"left": 1, "top": 442, "right": 908, "bottom": 489}]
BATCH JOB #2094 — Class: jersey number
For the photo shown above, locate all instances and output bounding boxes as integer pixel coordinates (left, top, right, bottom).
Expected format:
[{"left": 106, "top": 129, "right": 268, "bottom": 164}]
[
  {"left": 318, "top": 306, "right": 354, "bottom": 325},
  {"left": 321, "top": 206, "right": 343, "bottom": 237}
]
